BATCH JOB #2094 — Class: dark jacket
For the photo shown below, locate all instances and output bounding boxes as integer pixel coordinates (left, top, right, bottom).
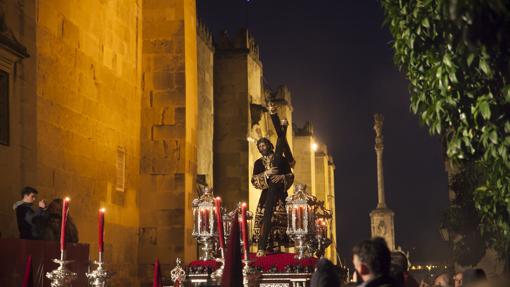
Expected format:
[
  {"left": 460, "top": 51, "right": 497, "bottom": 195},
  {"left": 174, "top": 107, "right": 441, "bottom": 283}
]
[
  {"left": 364, "top": 276, "right": 399, "bottom": 287},
  {"left": 13, "top": 201, "right": 47, "bottom": 239}
]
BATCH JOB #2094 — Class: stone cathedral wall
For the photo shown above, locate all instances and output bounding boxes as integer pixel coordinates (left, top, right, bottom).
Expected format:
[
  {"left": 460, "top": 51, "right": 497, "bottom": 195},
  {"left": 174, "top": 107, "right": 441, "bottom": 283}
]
[
  {"left": 140, "top": 0, "right": 198, "bottom": 284},
  {"left": 36, "top": 0, "right": 142, "bottom": 285},
  {"left": 0, "top": 0, "right": 199, "bottom": 285},
  {"left": 0, "top": 0, "right": 338, "bottom": 282},
  {"left": 196, "top": 20, "right": 214, "bottom": 186}
]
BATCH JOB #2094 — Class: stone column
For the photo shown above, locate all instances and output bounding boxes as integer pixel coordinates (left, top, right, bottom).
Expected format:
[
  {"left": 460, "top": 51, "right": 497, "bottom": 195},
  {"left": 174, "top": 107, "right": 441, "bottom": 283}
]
[
  {"left": 370, "top": 113, "right": 395, "bottom": 250},
  {"left": 374, "top": 113, "right": 386, "bottom": 208}
]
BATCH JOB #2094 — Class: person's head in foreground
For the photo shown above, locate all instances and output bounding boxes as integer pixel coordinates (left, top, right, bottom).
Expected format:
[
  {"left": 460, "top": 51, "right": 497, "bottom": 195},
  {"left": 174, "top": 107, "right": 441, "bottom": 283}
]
[{"left": 353, "top": 237, "right": 396, "bottom": 287}]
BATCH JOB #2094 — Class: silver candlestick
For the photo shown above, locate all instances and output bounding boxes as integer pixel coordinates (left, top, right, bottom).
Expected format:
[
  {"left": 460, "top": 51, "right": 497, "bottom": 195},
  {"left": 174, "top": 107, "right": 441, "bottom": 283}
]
[
  {"left": 170, "top": 258, "right": 187, "bottom": 287},
  {"left": 210, "top": 248, "right": 225, "bottom": 283},
  {"left": 242, "top": 259, "right": 255, "bottom": 287},
  {"left": 86, "top": 252, "right": 113, "bottom": 286},
  {"left": 46, "top": 251, "right": 77, "bottom": 287}
]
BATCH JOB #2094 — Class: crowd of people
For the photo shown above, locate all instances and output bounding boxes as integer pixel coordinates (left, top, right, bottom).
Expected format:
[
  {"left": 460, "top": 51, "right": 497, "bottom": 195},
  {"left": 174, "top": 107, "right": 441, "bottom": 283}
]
[
  {"left": 13, "top": 186, "right": 79, "bottom": 243},
  {"left": 310, "top": 237, "right": 508, "bottom": 287}
]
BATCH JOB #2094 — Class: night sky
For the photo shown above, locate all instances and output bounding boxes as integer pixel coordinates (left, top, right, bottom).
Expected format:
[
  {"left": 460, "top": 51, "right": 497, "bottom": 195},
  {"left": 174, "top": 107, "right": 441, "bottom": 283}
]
[{"left": 198, "top": 0, "right": 450, "bottom": 265}]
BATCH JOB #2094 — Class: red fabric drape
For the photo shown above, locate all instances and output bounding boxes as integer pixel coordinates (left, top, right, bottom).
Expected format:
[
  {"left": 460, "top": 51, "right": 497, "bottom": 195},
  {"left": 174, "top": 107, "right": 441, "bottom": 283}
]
[
  {"left": 21, "top": 255, "right": 33, "bottom": 287},
  {"left": 221, "top": 211, "right": 243, "bottom": 287},
  {"left": 153, "top": 258, "right": 162, "bottom": 287}
]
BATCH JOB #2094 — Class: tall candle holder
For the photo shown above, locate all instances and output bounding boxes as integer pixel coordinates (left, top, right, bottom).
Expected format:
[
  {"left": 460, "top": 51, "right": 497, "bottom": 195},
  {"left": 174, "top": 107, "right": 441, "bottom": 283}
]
[
  {"left": 46, "top": 250, "right": 77, "bottom": 287},
  {"left": 242, "top": 259, "right": 255, "bottom": 287},
  {"left": 170, "top": 258, "right": 187, "bottom": 287},
  {"left": 192, "top": 187, "right": 217, "bottom": 260},
  {"left": 210, "top": 247, "right": 225, "bottom": 283},
  {"left": 86, "top": 252, "right": 113, "bottom": 286}
]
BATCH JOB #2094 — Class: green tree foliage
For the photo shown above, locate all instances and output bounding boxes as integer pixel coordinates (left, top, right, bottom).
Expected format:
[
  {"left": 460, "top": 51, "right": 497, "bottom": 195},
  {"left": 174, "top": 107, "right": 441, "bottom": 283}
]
[
  {"left": 442, "top": 161, "right": 485, "bottom": 266},
  {"left": 380, "top": 0, "right": 510, "bottom": 265}
]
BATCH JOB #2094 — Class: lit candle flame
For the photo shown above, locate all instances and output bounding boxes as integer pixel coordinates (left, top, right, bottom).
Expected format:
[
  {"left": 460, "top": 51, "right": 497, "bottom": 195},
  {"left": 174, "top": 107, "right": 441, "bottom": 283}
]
[
  {"left": 64, "top": 197, "right": 70, "bottom": 202},
  {"left": 100, "top": 208, "right": 106, "bottom": 213}
]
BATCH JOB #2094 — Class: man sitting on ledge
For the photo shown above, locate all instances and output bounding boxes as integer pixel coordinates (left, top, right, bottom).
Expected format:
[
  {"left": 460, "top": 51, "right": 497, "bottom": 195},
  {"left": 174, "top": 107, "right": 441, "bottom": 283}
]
[{"left": 13, "top": 186, "right": 48, "bottom": 240}]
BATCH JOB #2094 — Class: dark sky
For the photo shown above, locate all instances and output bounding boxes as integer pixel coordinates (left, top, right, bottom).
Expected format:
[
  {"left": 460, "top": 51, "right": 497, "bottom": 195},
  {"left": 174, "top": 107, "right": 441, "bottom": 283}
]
[{"left": 198, "top": 0, "right": 450, "bottom": 265}]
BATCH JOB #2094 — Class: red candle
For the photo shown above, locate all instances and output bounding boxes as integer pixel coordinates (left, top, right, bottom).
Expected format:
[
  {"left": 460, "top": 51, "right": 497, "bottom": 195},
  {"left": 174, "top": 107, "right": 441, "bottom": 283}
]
[
  {"left": 200, "top": 209, "right": 205, "bottom": 232},
  {"left": 98, "top": 208, "right": 105, "bottom": 253},
  {"left": 214, "top": 197, "right": 225, "bottom": 249},
  {"left": 298, "top": 206, "right": 304, "bottom": 229},
  {"left": 60, "top": 197, "right": 70, "bottom": 251},
  {"left": 241, "top": 202, "right": 249, "bottom": 260},
  {"left": 205, "top": 208, "right": 210, "bottom": 233}
]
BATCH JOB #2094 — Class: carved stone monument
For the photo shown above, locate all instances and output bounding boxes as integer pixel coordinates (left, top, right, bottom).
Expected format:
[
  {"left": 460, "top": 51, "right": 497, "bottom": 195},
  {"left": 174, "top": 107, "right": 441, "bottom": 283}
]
[{"left": 370, "top": 114, "right": 396, "bottom": 250}]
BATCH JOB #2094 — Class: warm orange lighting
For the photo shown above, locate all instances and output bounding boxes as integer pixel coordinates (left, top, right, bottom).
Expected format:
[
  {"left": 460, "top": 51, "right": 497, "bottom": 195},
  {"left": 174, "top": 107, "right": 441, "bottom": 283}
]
[
  {"left": 100, "top": 208, "right": 106, "bottom": 213},
  {"left": 311, "top": 142, "right": 318, "bottom": 152},
  {"left": 64, "top": 197, "right": 70, "bottom": 202}
]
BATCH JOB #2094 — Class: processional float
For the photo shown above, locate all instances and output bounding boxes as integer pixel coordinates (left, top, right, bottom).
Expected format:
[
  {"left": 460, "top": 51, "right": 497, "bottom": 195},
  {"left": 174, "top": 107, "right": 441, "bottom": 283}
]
[{"left": 169, "top": 183, "right": 333, "bottom": 287}]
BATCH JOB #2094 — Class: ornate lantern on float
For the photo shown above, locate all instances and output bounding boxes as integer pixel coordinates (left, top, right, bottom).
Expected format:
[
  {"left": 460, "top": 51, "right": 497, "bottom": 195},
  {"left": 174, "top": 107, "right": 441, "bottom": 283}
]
[
  {"left": 222, "top": 203, "right": 253, "bottom": 248},
  {"left": 192, "top": 187, "right": 217, "bottom": 260},
  {"left": 286, "top": 184, "right": 316, "bottom": 259},
  {"left": 313, "top": 201, "right": 332, "bottom": 258}
]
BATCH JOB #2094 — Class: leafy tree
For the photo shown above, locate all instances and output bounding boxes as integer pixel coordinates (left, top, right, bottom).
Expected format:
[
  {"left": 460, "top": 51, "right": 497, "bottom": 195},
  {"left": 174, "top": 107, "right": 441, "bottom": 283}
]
[
  {"left": 380, "top": 0, "right": 510, "bottom": 268},
  {"left": 442, "top": 161, "right": 485, "bottom": 266}
]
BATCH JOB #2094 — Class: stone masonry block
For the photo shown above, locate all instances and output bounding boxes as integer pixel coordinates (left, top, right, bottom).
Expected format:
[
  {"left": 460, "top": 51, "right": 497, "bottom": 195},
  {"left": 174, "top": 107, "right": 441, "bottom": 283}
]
[
  {"left": 151, "top": 90, "right": 185, "bottom": 107},
  {"left": 139, "top": 227, "right": 157, "bottom": 245},
  {"left": 174, "top": 107, "right": 185, "bottom": 124},
  {"left": 143, "top": 20, "right": 184, "bottom": 39},
  {"left": 151, "top": 71, "right": 173, "bottom": 90},
  {"left": 153, "top": 54, "right": 184, "bottom": 72},
  {"left": 157, "top": 227, "right": 184, "bottom": 247},
  {"left": 157, "top": 209, "right": 184, "bottom": 227},
  {"left": 152, "top": 124, "right": 185, "bottom": 140},
  {"left": 174, "top": 173, "right": 184, "bottom": 192},
  {"left": 143, "top": 39, "right": 173, "bottom": 54},
  {"left": 160, "top": 107, "right": 176, "bottom": 125},
  {"left": 62, "top": 17, "right": 80, "bottom": 47}
]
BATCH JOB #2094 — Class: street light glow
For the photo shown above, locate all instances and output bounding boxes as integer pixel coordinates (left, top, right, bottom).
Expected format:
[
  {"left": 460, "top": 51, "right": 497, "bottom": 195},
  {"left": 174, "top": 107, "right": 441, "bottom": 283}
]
[{"left": 311, "top": 142, "right": 318, "bottom": 152}]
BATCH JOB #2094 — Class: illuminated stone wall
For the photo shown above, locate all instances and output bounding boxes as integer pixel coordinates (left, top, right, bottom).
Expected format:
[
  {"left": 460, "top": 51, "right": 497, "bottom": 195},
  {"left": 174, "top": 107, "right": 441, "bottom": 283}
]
[
  {"left": 35, "top": 0, "right": 142, "bottom": 284},
  {"left": 327, "top": 156, "right": 338, "bottom": 264},
  {"left": 292, "top": 123, "right": 316, "bottom": 195},
  {"left": 0, "top": 0, "right": 198, "bottom": 285},
  {"left": 140, "top": 0, "right": 198, "bottom": 284},
  {"left": 213, "top": 30, "right": 259, "bottom": 211},
  {"left": 314, "top": 144, "right": 338, "bottom": 263},
  {"left": 197, "top": 21, "right": 214, "bottom": 186}
]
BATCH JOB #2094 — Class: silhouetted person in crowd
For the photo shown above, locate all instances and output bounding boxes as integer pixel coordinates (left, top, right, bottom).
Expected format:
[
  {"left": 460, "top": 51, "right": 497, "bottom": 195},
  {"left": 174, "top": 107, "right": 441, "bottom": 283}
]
[
  {"left": 391, "top": 251, "right": 419, "bottom": 287},
  {"left": 462, "top": 269, "right": 488, "bottom": 287},
  {"left": 39, "top": 198, "right": 79, "bottom": 243},
  {"left": 352, "top": 237, "right": 397, "bottom": 287},
  {"left": 453, "top": 272, "right": 463, "bottom": 287},
  {"left": 434, "top": 273, "right": 452, "bottom": 287},
  {"left": 310, "top": 258, "right": 341, "bottom": 287},
  {"left": 389, "top": 263, "right": 405, "bottom": 287},
  {"left": 13, "top": 186, "right": 48, "bottom": 239}
]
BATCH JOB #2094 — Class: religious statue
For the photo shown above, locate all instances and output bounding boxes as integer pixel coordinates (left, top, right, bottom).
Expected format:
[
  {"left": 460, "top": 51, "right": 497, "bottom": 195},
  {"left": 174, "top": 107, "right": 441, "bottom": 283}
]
[{"left": 251, "top": 103, "right": 295, "bottom": 256}]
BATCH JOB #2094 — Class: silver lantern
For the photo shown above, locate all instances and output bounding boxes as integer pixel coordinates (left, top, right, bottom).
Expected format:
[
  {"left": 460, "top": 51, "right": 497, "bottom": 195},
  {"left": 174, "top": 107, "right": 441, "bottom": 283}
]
[
  {"left": 286, "top": 184, "right": 316, "bottom": 259},
  {"left": 192, "top": 187, "right": 217, "bottom": 260},
  {"left": 314, "top": 201, "right": 332, "bottom": 258},
  {"left": 221, "top": 203, "right": 253, "bottom": 249}
]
